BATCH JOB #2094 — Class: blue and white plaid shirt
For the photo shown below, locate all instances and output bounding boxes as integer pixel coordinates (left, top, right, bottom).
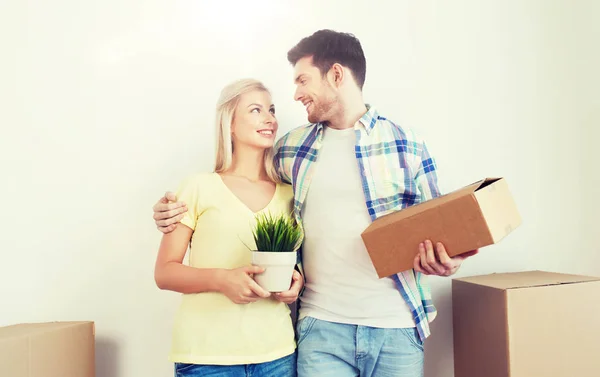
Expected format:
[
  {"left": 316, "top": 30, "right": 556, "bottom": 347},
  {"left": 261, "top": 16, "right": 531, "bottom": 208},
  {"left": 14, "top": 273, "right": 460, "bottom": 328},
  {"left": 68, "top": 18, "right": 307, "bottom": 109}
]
[{"left": 274, "top": 104, "right": 441, "bottom": 341}]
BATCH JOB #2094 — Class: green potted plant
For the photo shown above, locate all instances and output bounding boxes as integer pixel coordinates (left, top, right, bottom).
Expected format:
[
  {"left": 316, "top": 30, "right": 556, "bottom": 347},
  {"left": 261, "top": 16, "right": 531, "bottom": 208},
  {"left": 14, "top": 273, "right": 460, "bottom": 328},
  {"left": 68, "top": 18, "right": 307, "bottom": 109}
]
[{"left": 250, "top": 211, "right": 302, "bottom": 292}]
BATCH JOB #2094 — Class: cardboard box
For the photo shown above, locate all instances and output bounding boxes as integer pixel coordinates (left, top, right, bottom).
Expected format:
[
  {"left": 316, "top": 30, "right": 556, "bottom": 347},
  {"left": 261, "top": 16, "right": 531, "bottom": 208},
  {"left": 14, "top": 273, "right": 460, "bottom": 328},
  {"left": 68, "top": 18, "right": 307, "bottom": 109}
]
[
  {"left": 0, "top": 321, "right": 95, "bottom": 377},
  {"left": 361, "top": 177, "right": 521, "bottom": 277},
  {"left": 452, "top": 271, "right": 600, "bottom": 377}
]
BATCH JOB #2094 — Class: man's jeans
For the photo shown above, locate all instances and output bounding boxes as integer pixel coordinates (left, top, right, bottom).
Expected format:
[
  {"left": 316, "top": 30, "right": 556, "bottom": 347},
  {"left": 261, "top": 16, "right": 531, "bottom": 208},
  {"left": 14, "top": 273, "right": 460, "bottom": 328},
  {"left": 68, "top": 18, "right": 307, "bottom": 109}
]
[
  {"left": 174, "top": 352, "right": 296, "bottom": 377},
  {"left": 297, "top": 317, "right": 424, "bottom": 377}
]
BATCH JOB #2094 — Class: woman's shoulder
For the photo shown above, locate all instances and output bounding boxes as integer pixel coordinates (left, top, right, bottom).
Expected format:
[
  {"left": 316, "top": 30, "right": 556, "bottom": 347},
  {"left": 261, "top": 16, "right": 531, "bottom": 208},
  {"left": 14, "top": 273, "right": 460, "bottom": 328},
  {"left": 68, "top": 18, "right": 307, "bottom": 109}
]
[
  {"left": 179, "top": 171, "right": 218, "bottom": 185},
  {"left": 176, "top": 172, "right": 220, "bottom": 196},
  {"left": 276, "top": 182, "right": 294, "bottom": 200}
]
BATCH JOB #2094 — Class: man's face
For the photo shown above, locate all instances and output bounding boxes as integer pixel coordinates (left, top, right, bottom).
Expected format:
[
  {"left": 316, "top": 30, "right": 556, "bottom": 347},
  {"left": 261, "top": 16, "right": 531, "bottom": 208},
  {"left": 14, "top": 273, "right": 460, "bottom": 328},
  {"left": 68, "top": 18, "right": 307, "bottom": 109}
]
[{"left": 292, "top": 56, "right": 337, "bottom": 124}]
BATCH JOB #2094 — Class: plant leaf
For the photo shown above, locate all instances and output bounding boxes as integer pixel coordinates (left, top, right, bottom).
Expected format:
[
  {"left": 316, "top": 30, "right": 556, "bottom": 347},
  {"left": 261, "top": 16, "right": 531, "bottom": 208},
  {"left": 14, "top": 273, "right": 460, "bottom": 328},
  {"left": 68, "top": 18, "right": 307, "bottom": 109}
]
[{"left": 251, "top": 210, "right": 302, "bottom": 252}]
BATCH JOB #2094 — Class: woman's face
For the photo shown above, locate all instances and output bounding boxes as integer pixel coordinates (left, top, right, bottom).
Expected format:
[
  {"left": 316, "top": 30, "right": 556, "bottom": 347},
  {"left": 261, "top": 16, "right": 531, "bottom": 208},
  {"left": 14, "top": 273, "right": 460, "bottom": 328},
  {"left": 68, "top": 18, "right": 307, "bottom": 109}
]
[{"left": 231, "top": 90, "right": 278, "bottom": 150}]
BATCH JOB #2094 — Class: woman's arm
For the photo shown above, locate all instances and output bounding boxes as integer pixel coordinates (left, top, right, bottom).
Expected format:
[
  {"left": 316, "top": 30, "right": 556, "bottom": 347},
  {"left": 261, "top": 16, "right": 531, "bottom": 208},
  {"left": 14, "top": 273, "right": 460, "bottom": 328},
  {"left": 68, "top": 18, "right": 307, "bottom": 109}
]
[
  {"left": 154, "top": 225, "right": 271, "bottom": 303},
  {"left": 154, "top": 225, "right": 221, "bottom": 293}
]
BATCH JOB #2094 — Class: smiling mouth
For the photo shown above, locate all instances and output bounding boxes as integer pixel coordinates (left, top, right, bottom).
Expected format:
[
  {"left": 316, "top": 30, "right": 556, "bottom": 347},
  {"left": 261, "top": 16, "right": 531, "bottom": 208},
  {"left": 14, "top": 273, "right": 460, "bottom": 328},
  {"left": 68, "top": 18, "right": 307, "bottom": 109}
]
[
  {"left": 257, "top": 130, "right": 274, "bottom": 136},
  {"left": 304, "top": 102, "right": 313, "bottom": 112}
]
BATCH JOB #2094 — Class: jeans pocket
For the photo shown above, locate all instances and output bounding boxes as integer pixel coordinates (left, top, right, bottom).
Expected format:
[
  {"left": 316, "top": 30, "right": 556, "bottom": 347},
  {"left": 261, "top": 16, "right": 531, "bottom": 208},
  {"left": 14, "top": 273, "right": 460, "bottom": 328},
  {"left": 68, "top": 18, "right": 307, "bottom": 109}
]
[
  {"left": 296, "top": 316, "right": 317, "bottom": 345},
  {"left": 400, "top": 327, "right": 424, "bottom": 352}
]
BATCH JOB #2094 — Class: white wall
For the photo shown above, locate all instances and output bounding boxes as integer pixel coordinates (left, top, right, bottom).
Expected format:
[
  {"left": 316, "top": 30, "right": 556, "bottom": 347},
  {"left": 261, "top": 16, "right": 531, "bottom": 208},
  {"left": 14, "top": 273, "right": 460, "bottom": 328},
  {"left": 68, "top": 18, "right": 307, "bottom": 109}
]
[
  {"left": 577, "top": 1, "right": 600, "bottom": 272},
  {"left": 1, "top": 1, "right": 598, "bottom": 376}
]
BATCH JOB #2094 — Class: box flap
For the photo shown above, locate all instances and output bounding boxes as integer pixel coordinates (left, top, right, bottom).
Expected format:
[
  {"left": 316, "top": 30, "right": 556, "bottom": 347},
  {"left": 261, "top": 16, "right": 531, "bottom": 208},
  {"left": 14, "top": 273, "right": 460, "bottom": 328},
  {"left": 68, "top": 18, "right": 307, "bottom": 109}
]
[
  {"left": 0, "top": 322, "right": 92, "bottom": 341},
  {"left": 473, "top": 177, "right": 502, "bottom": 191},
  {"left": 454, "top": 270, "right": 600, "bottom": 290},
  {"left": 473, "top": 178, "right": 522, "bottom": 242}
]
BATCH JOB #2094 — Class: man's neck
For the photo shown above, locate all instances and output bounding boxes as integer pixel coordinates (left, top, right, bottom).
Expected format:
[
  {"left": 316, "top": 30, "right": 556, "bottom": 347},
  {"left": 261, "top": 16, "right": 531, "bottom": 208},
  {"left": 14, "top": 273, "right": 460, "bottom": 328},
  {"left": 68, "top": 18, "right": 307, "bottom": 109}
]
[{"left": 326, "top": 96, "right": 368, "bottom": 130}]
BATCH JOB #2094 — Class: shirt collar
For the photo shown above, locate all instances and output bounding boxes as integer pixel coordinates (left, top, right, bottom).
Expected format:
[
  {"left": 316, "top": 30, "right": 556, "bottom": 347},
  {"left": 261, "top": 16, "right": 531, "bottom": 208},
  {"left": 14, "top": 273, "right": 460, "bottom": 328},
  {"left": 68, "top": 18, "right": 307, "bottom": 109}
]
[
  {"left": 357, "top": 104, "right": 378, "bottom": 134},
  {"left": 315, "top": 104, "right": 378, "bottom": 135}
]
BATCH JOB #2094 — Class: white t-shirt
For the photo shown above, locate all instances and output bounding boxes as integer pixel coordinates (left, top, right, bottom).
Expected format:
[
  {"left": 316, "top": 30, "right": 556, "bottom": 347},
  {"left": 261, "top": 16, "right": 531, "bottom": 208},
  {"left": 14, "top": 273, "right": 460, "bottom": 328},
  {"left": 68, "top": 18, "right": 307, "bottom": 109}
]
[{"left": 298, "top": 126, "right": 415, "bottom": 328}]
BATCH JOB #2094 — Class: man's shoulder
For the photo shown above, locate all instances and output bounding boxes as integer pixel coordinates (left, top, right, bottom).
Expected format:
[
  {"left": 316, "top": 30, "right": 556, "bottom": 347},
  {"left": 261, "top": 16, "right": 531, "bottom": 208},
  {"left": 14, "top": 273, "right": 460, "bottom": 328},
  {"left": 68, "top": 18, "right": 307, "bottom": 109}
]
[
  {"left": 275, "top": 122, "right": 320, "bottom": 149},
  {"left": 373, "top": 111, "right": 425, "bottom": 144}
]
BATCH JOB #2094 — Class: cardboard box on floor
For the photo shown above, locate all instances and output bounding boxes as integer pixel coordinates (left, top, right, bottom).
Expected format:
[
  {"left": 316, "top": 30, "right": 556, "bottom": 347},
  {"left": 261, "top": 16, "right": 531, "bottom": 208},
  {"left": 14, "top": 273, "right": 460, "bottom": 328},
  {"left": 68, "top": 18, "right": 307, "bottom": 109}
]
[
  {"left": 361, "top": 177, "right": 521, "bottom": 277},
  {"left": 0, "top": 321, "right": 95, "bottom": 377},
  {"left": 453, "top": 271, "right": 600, "bottom": 377}
]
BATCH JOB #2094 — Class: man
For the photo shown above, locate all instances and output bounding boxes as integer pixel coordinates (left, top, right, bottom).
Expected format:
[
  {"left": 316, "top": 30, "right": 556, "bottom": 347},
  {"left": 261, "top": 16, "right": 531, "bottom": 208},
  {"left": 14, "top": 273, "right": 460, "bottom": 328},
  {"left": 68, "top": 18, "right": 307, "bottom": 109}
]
[{"left": 153, "top": 30, "right": 476, "bottom": 377}]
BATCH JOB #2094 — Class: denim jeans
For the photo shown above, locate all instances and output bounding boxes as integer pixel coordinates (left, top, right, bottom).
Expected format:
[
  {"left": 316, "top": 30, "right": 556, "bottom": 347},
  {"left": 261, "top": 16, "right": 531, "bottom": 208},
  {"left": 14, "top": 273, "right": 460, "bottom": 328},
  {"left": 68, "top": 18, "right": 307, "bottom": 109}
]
[
  {"left": 296, "top": 317, "right": 424, "bottom": 377},
  {"left": 174, "top": 352, "right": 296, "bottom": 377}
]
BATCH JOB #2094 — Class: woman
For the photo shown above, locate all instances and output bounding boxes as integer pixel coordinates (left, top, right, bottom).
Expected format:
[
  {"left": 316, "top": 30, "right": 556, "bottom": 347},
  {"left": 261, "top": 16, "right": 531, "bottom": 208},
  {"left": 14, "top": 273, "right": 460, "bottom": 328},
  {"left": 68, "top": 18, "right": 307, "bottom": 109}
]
[{"left": 154, "top": 78, "right": 303, "bottom": 377}]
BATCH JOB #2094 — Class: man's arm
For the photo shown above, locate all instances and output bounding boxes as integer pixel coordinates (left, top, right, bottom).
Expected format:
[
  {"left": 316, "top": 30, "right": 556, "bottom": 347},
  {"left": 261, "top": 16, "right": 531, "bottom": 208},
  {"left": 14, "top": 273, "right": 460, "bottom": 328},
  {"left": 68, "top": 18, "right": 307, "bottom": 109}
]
[
  {"left": 412, "top": 139, "right": 478, "bottom": 276},
  {"left": 153, "top": 192, "right": 187, "bottom": 234},
  {"left": 414, "top": 140, "right": 441, "bottom": 202},
  {"left": 154, "top": 133, "right": 292, "bottom": 234}
]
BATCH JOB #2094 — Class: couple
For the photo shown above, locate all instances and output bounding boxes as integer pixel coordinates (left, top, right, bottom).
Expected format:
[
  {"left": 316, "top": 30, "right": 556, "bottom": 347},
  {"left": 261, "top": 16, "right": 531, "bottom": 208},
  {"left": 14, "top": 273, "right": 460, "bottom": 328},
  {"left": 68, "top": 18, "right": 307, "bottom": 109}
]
[{"left": 153, "top": 29, "right": 477, "bottom": 377}]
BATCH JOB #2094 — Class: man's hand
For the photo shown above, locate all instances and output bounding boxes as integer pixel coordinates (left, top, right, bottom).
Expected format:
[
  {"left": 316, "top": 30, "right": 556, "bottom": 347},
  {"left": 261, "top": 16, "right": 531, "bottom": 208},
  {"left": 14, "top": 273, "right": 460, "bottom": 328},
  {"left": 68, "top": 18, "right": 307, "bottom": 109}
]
[
  {"left": 218, "top": 266, "right": 271, "bottom": 304},
  {"left": 153, "top": 191, "right": 187, "bottom": 233},
  {"left": 413, "top": 240, "right": 478, "bottom": 277},
  {"left": 272, "top": 270, "right": 304, "bottom": 304}
]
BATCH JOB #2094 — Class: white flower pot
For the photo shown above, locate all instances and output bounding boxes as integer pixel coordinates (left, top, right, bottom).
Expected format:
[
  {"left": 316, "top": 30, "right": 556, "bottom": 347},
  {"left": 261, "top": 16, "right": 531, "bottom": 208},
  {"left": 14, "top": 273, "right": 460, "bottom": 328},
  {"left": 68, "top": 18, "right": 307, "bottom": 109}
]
[{"left": 251, "top": 251, "right": 297, "bottom": 292}]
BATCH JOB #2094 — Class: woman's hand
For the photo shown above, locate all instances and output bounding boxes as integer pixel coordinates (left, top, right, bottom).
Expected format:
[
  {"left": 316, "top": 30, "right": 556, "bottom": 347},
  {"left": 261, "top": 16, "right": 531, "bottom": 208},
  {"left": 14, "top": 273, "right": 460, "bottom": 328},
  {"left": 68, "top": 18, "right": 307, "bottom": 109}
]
[
  {"left": 218, "top": 266, "right": 271, "bottom": 304},
  {"left": 273, "top": 270, "right": 304, "bottom": 304}
]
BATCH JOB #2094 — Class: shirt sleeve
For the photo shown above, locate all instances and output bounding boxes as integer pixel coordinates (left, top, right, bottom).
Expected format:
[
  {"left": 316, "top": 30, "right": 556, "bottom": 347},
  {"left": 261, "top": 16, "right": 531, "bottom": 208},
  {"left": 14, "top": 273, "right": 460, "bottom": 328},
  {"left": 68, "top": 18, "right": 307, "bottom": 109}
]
[
  {"left": 175, "top": 174, "right": 205, "bottom": 231},
  {"left": 415, "top": 140, "right": 442, "bottom": 202},
  {"left": 273, "top": 134, "right": 292, "bottom": 184}
]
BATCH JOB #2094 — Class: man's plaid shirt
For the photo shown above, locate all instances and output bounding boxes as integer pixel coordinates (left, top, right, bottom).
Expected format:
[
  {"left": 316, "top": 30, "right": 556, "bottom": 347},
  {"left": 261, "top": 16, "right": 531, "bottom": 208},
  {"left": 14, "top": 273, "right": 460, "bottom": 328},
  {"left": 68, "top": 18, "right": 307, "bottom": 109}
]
[{"left": 274, "top": 105, "right": 441, "bottom": 341}]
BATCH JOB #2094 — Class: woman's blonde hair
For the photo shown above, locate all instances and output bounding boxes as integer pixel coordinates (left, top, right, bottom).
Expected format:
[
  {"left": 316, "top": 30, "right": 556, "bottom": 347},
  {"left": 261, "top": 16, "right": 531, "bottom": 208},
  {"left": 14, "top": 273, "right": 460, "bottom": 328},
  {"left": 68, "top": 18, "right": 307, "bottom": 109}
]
[{"left": 214, "top": 78, "right": 280, "bottom": 183}]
